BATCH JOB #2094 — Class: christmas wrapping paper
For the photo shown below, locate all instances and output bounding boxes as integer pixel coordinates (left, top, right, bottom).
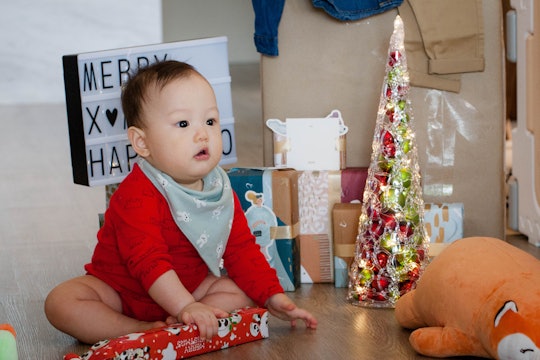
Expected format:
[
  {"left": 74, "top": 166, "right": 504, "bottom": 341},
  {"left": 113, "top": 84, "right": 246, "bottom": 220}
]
[
  {"left": 298, "top": 168, "right": 368, "bottom": 283},
  {"left": 227, "top": 168, "right": 300, "bottom": 291},
  {"left": 64, "top": 307, "right": 268, "bottom": 360}
]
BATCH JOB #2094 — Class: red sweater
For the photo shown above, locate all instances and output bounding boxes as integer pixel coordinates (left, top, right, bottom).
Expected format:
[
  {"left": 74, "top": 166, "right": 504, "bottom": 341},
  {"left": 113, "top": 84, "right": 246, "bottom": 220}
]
[{"left": 85, "top": 164, "right": 283, "bottom": 311}]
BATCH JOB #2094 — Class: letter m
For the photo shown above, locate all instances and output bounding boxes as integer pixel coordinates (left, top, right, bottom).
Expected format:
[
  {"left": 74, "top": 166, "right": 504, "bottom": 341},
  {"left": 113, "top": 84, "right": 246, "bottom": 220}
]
[{"left": 83, "top": 63, "right": 98, "bottom": 92}]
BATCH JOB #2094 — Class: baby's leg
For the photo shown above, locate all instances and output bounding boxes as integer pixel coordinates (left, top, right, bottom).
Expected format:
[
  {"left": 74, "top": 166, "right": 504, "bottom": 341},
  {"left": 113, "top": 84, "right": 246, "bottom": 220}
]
[
  {"left": 194, "top": 274, "right": 255, "bottom": 312},
  {"left": 44, "top": 275, "right": 166, "bottom": 344}
]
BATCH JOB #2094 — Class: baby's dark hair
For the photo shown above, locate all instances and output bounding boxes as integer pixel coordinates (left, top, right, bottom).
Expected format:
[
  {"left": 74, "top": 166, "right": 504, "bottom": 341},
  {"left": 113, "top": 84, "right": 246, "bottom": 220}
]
[{"left": 121, "top": 60, "right": 199, "bottom": 129}]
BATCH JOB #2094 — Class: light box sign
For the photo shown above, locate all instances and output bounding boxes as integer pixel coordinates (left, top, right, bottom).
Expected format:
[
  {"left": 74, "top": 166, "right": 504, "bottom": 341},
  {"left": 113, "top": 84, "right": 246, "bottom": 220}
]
[{"left": 63, "top": 36, "right": 237, "bottom": 187}]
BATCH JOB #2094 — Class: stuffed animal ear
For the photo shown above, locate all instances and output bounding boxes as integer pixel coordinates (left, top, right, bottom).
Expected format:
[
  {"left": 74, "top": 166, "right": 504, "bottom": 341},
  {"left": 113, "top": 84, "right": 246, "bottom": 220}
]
[{"left": 494, "top": 301, "right": 518, "bottom": 328}]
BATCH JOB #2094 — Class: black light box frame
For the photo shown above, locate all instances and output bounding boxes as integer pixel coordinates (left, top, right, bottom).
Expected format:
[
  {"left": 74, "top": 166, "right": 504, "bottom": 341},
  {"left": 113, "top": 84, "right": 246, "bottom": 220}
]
[{"left": 63, "top": 36, "right": 236, "bottom": 187}]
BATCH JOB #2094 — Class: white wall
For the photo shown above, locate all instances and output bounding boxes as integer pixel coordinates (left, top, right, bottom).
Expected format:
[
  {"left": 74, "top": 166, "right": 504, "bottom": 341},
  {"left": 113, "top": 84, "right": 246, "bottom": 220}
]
[
  {"left": 161, "top": 0, "right": 259, "bottom": 64},
  {"left": 0, "top": 0, "right": 162, "bottom": 104},
  {"left": 0, "top": 0, "right": 257, "bottom": 105}
]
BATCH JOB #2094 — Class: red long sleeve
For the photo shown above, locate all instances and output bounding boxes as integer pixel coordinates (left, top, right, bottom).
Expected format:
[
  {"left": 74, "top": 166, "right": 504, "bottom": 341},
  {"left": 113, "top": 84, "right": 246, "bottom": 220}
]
[{"left": 85, "top": 164, "right": 283, "bottom": 312}]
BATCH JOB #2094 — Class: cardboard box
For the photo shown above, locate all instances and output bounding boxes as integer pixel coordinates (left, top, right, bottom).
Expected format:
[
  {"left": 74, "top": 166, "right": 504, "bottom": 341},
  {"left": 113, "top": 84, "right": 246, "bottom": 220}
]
[
  {"left": 64, "top": 307, "right": 268, "bottom": 360},
  {"left": 332, "top": 203, "right": 363, "bottom": 288},
  {"left": 227, "top": 168, "right": 300, "bottom": 291},
  {"left": 331, "top": 202, "right": 463, "bottom": 286},
  {"left": 298, "top": 168, "right": 367, "bottom": 283},
  {"left": 260, "top": 0, "right": 505, "bottom": 240},
  {"left": 299, "top": 234, "right": 333, "bottom": 283}
]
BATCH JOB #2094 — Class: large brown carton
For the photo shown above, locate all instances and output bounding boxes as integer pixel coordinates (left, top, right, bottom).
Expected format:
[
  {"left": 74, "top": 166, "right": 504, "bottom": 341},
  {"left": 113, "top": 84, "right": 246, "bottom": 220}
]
[{"left": 260, "top": 0, "right": 505, "bottom": 239}]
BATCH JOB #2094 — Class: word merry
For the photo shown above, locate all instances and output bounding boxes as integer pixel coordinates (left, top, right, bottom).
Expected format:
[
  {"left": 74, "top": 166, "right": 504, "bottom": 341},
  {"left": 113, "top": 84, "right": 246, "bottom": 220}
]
[
  {"left": 176, "top": 338, "right": 206, "bottom": 354},
  {"left": 82, "top": 53, "right": 169, "bottom": 93}
]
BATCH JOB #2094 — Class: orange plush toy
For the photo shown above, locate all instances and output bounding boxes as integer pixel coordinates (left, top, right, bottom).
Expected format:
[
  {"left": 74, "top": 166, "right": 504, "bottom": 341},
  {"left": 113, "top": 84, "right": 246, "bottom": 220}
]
[{"left": 395, "top": 237, "right": 540, "bottom": 359}]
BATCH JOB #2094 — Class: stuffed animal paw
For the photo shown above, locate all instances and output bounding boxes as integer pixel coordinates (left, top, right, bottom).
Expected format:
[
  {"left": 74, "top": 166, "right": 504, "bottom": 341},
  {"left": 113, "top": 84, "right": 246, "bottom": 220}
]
[{"left": 395, "top": 237, "right": 540, "bottom": 359}]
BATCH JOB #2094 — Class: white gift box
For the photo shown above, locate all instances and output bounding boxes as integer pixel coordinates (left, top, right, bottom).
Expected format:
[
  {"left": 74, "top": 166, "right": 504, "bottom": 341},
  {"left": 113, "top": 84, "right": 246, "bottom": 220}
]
[{"left": 266, "top": 110, "right": 348, "bottom": 171}]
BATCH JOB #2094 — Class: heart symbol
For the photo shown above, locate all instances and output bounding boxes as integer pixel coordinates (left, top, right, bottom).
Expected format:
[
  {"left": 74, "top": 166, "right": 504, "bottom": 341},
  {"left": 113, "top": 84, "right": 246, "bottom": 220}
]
[{"left": 106, "top": 108, "right": 118, "bottom": 127}]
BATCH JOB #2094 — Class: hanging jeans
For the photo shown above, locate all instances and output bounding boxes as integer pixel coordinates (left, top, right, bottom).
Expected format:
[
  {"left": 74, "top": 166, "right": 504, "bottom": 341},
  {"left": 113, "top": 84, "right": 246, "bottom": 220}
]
[{"left": 252, "top": 0, "right": 403, "bottom": 56}]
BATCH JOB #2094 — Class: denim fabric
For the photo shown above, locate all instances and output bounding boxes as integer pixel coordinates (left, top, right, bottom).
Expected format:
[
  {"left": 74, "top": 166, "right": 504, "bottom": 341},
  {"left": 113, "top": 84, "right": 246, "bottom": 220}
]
[
  {"left": 252, "top": 0, "right": 403, "bottom": 56},
  {"left": 312, "top": 0, "right": 403, "bottom": 21},
  {"left": 252, "top": 0, "right": 286, "bottom": 56}
]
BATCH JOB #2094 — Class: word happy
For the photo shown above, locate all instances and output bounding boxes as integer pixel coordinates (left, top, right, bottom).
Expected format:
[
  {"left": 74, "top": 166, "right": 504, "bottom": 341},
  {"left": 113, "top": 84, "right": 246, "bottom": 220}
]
[{"left": 87, "top": 143, "right": 138, "bottom": 180}]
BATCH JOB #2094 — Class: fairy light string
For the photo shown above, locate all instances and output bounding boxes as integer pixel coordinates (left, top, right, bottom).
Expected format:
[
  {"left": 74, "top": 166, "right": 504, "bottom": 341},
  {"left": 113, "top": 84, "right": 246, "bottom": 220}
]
[{"left": 347, "top": 15, "right": 429, "bottom": 308}]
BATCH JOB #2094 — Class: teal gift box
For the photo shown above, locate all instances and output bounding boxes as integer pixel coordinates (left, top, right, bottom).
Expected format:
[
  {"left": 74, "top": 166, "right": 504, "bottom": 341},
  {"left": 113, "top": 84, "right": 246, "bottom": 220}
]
[{"left": 227, "top": 168, "right": 300, "bottom": 291}]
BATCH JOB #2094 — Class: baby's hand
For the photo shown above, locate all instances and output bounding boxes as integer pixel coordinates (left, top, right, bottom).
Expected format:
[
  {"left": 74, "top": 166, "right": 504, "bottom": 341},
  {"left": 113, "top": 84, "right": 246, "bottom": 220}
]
[
  {"left": 266, "top": 293, "right": 318, "bottom": 329},
  {"left": 177, "top": 302, "right": 229, "bottom": 340}
]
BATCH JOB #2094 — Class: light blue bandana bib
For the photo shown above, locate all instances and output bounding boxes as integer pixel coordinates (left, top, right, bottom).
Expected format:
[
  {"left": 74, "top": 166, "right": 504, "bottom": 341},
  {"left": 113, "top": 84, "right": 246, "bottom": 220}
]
[{"left": 138, "top": 159, "right": 234, "bottom": 276}]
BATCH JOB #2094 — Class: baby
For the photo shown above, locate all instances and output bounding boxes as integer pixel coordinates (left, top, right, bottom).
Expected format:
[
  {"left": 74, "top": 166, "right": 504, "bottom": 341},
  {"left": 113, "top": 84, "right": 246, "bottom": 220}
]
[{"left": 45, "top": 60, "right": 317, "bottom": 344}]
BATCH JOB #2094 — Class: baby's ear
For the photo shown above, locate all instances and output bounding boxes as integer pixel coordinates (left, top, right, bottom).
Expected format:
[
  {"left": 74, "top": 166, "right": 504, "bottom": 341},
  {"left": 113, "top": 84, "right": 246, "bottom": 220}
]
[{"left": 127, "top": 126, "right": 150, "bottom": 157}]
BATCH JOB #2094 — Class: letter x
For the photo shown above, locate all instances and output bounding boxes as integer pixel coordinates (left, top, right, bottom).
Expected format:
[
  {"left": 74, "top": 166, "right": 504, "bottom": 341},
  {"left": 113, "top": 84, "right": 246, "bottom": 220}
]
[{"left": 86, "top": 105, "right": 102, "bottom": 135}]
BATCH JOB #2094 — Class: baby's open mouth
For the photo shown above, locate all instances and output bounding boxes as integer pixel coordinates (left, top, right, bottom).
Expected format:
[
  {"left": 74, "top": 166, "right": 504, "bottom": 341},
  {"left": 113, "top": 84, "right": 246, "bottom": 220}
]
[{"left": 196, "top": 148, "right": 209, "bottom": 158}]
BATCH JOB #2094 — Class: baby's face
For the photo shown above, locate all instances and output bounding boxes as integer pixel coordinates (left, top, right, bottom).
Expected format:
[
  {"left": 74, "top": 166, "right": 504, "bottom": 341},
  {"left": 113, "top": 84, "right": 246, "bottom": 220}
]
[{"left": 140, "top": 73, "right": 222, "bottom": 189}]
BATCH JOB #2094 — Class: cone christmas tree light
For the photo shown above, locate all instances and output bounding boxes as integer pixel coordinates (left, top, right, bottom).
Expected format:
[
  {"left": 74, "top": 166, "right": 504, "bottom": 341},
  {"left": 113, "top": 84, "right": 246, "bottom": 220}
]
[{"left": 347, "top": 15, "right": 429, "bottom": 308}]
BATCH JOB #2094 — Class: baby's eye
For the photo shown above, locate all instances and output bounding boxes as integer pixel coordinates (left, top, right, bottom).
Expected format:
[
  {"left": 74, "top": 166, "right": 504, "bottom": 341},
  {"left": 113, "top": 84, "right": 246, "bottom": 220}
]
[
  {"left": 206, "top": 118, "right": 216, "bottom": 126},
  {"left": 176, "top": 120, "right": 188, "bottom": 128}
]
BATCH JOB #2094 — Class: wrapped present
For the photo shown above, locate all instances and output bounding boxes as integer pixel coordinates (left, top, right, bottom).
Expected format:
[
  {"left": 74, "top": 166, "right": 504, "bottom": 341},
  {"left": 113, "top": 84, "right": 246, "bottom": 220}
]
[
  {"left": 424, "top": 203, "right": 464, "bottom": 256},
  {"left": 64, "top": 307, "right": 268, "bottom": 360},
  {"left": 331, "top": 202, "right": 465, "bottom": 263},
  {"left": 340, "top": 167, "right": 369, "bottom": 203},
  {"left": 298, "top": 169, "right": 368, "bottom": 283},
  {"left": 298, "top": 170, "right": 340, "bottom": 283},
  {"left": 227, "top": 168, "right": 300, "bottom": 291},
  {"left": 299, "top": 234, "right": 333, "bottom": 283},
  {"left": 332, "top": 203, "right": 363, "bottom": 288},
  {"left": 266, "top": 110, "right": 348, "bottom": 170}
]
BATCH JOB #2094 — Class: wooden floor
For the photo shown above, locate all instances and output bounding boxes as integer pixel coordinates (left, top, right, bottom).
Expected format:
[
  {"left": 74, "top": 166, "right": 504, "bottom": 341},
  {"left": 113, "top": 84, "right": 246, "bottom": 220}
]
[{"left": 1, "top": 63, "right": 539, "bottom": 359}]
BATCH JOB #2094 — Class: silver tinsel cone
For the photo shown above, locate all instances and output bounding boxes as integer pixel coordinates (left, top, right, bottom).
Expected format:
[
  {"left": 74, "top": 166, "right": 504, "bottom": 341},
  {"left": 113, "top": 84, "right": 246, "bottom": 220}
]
[{"left": 347, "top": 15, "right": 429, "bottom": 308}]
